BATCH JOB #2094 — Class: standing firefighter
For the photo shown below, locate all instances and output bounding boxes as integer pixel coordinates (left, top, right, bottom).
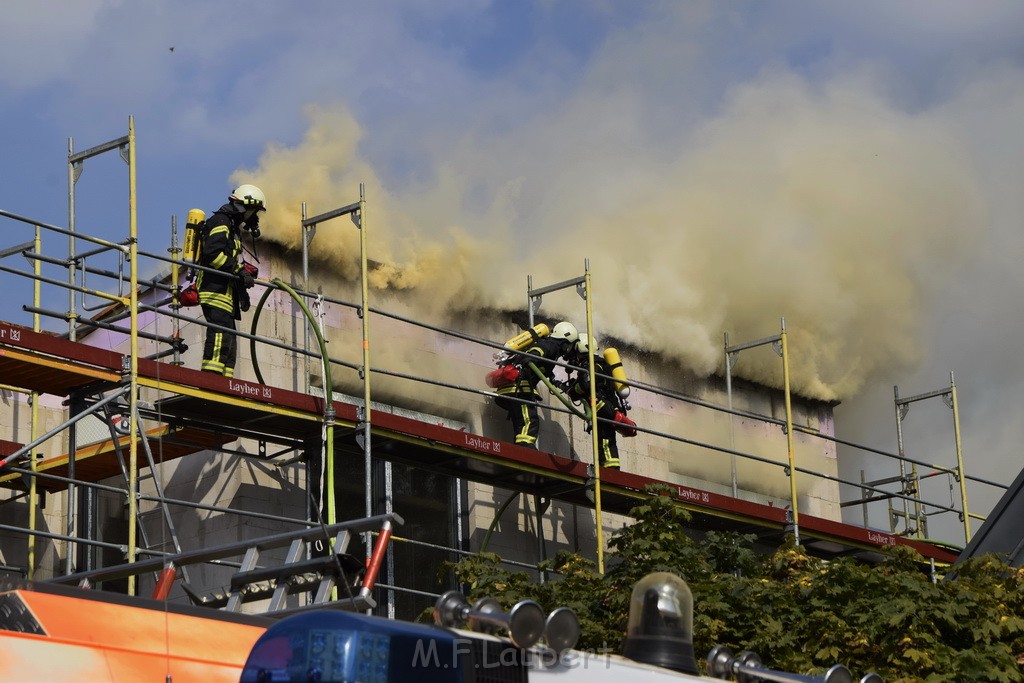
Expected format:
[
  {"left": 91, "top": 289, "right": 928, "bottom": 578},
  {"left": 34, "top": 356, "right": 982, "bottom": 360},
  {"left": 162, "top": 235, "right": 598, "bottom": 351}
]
[
  {"left": 196, "top": 184, "right": 265, "bottom": 377},
  {"left": 492, "top": 321, "right": 579, "bottom": 449},
  {"left": 566, "top": 334, "right": 636, "bottom": 470}
]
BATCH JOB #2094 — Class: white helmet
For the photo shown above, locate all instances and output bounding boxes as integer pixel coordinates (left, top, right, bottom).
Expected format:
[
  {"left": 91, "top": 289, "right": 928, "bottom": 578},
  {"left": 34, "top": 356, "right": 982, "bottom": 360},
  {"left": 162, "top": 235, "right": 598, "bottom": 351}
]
[
  {"left": 576, "top": 334, "right": 600, "bottom": 356},
  {"left": 230, "top": 184, "right": 267, "bottom": 211},
  {"left": 550, "top": 321, "right": 579, "bottom": 344}
]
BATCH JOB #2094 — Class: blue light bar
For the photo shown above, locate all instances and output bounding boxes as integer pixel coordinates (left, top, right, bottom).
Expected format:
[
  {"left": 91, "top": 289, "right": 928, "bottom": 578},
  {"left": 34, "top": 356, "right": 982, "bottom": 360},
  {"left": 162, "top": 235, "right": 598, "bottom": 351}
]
[{"left": 241, "top": 609, "right": 471, "bottom": 683}]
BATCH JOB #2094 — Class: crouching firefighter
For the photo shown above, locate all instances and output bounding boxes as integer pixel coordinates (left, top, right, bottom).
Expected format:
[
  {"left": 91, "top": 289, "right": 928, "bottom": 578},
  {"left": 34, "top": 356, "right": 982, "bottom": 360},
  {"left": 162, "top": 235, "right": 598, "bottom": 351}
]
[
  {"left": 490, "top": 321, "right": 579, "bottom": 449},
  {"left": 565, "top": 334, "right": 636, "bottom": 470},
  {"left": 196, "top": 184, "right": 265, "bottom": 377}
]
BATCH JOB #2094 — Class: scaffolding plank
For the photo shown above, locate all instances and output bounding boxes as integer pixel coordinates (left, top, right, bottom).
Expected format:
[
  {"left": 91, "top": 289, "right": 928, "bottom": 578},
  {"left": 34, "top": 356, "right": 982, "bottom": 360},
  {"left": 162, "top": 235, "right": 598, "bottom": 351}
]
[
  {"left": 0, "top": 425, "right": 236, "bottom": 492},
  {"left": 0, "top": 322, "right": 124, "bottom": 370}
]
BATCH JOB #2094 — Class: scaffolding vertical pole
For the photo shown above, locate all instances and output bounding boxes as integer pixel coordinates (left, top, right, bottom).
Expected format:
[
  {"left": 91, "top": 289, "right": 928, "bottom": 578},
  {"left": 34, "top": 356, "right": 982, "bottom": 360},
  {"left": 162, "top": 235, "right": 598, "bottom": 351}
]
[
  {"left": 892, "top": 385, "right": 911, "bottom": 534},
  {"left": 534, "top": 494, "right": 548, "bottom": 583},
  {"left": 909, "top": 459, "right": 925, "bottom": 539},
  {"left": 301, "top": 202, "right": 312, "bottom": 394},
  {"left": 126, "top": 116, "right": 140, "bottom": 595},
  {"left": 724, "top": 332, "right": 738, "bottom": 498},
  {"left": 358, "top": 184, "right": 372, "bottom": 551},
  {"left": 583, "top": 260, "right": 605, "bottom": 574},
  {"left": 950, "top": 372, "right": 971, "bottom": 544},
  {"left": 527, "top": 275, "right": 534, "bottom": 327},
  {"left": 65, "top": 395, "right": 84, "bottom": 575},
  {"left": 27, "top": 226, "right": 42, "bottom": 579},
  {"left": 860, "top": 470, "right": 869, "bottom": 529},
  {"left": 780, "top": 317, "right": 800, "bottom": 545},
  {"left": 168, "top": 216, "right": 183, "bottom": 367},
  {"left": 65, "top": 138, "right": 79, "bottom": 572},
  {"left": 66, "top": 137, "right": 79, "bottom": 341}
]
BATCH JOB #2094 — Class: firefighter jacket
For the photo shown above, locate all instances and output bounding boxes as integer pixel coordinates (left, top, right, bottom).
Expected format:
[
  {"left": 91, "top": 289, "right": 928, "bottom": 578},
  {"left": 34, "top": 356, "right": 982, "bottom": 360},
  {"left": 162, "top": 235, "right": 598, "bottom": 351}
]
[
  {"left": 496, "top": 336, "right": 568, "bottom": 400},
  {"left": 568, "top": 355, "right": 616, "bottom": 411},
  {"left": 196, "top": 204, "right": 245, "bottom": 320}
]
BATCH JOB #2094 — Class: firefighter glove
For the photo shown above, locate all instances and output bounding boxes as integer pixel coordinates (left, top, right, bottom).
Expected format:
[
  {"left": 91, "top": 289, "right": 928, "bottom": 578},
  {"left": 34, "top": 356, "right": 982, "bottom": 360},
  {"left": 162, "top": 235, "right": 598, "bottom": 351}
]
[
  {"left": 238, "top": 269, "right": 255, "bottom": 290},
  {"left": 238, "top": 261, "right": 258, "bottom": 289}
]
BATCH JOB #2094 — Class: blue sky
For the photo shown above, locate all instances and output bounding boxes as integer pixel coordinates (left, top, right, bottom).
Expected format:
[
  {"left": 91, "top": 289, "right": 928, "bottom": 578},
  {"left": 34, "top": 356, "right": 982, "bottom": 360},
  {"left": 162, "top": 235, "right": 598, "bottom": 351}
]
[{"left": 3, "top": 1, "right": 1024, "bottom": 540}]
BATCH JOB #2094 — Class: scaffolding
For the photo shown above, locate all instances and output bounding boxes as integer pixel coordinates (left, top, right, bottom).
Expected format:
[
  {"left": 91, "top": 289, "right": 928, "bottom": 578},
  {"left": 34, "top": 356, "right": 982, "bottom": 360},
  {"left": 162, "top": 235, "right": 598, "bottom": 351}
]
[
  {"left": 891, "top": 374, "right": 972, "bottom": 544},
  {"left": 0, "top": 119, "right": 1008, "bottom": 619}
]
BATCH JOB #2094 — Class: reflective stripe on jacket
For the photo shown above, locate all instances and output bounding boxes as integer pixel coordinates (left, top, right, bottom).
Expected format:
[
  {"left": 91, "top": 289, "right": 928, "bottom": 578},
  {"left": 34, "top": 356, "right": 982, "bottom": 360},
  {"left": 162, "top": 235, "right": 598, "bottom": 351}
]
[{"left": 196, "top": 207, "right": 243, "bottom": 318}]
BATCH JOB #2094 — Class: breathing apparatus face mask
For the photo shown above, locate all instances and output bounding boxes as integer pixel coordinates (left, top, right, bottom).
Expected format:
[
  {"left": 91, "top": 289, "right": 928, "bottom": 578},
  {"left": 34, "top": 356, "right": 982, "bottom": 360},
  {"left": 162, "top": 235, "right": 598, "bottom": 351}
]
[{"left": 242, "top": 206, "right": 262, "bottom": 238}]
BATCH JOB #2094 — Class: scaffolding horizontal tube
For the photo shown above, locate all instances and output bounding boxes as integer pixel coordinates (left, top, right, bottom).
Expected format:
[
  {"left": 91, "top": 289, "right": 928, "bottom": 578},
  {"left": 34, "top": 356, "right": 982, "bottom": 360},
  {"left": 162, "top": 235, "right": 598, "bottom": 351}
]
[
  {"left": 0, "top": 208, "right": 130, "bottom": 251},
  {"left": 0, "top": 240, "right": 35, "bottom": 259},
  {"left": 896, "top": 387, "right": 951, "bottom": 405},
  {"left": 0, "top": 523, "right": 124, "bottom": 553},
  {"left": 529, "top": 275, "right": 586, "bottom": 298},
  {"left": 0, "top": 262, "right": 126, "bottom": 306},
  {"left": 385, "top": 533, "right": 543, "bottom": 572},
  {"left": 725, "top": 334, "right": 782, "bottom": 354},
  {"left": 301, "top": 201, "right": 361, "bottom": 226},
  {"left": 24, "top": 306, "right": 180, "bottom": 347},
  {"left": 68, "top": 135, "right": 129, "bottom": 163}
]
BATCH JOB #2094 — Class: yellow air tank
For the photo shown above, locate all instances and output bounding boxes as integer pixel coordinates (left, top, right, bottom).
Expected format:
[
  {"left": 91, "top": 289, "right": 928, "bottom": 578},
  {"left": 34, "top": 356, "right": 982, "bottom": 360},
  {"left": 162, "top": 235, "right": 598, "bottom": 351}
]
[
  {"left": 603, "top": 347, "right": 630, "bottom": 398},
  {"left": 504, "top": 323, "right": 550, "bottom": 351},
  {"left": 182, "top": 208, "right": 206, "bottom": 264}
]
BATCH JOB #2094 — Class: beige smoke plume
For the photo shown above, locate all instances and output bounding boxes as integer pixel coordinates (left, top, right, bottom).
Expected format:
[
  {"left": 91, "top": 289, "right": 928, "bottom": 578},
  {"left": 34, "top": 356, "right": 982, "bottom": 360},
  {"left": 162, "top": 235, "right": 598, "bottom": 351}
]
[
  {"left": 547, "top": 72, "right": 985, "bottom": 400},
  {"left": 231, "top": 105, "right": 503, "bottom": 316},
  {"left": 233, "top": 72, "right": 984, "bottom": 402}
]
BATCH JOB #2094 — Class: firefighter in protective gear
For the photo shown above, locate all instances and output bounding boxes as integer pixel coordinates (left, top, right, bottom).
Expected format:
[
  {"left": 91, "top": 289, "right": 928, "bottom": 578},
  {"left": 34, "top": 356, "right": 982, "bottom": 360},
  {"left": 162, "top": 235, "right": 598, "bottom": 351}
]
[
  {"left": 196, "top": 184, "right": 266, "bottom": 377},
  {"left": 494, "top": 321, "right": 578, "bottom": 448},
  {"left": 566, "top": 334, "right": 622, "bottom": 470}
]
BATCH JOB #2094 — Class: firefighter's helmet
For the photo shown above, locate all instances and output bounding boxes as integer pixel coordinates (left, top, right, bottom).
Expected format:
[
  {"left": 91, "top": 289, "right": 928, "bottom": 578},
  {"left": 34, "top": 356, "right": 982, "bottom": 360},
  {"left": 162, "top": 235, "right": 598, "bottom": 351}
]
[
  {"left": 576, "top": 334, "right": 600, "bottom": 356},
  {"left": 550, "top": 321, "right": 579, "bottom": 344},
  {"left": 230, "top": 184, "right": 267, "bottom": 211}
]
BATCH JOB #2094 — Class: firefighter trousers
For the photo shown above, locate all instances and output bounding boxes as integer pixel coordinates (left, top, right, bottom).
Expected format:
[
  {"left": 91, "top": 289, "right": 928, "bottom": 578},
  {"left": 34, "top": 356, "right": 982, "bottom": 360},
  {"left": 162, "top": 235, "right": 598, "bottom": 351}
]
[
  {"left": 201, "top": 304, "right": 238, "bottom": 377},
  {"left": 496, "top": 393, "right": 541, "bottom": 448},
  {"left": 594, "top": 404, "right": 620, "bottom": 469}
]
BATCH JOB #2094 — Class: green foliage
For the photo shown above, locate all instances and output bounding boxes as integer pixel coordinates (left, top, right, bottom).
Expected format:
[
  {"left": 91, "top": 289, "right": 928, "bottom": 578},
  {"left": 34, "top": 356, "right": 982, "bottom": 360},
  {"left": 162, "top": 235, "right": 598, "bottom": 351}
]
[{"left": 445, "top": 484, "right": 1024, "bottom": 681}]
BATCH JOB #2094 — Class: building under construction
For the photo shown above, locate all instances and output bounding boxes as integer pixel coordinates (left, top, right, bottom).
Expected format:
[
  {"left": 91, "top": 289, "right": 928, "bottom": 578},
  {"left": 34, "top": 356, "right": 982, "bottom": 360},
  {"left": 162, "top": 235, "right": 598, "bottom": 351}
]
[{"left": 0, "top": 119, "right": 1001, "bottom": 625}]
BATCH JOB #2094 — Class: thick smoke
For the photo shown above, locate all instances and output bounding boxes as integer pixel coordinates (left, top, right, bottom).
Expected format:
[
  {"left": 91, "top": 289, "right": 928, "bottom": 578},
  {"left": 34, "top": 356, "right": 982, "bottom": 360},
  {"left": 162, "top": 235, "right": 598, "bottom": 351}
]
[
  {"left": 231, "top": 105, "right": 502, "bottom": 313},
  {"left": 233, "top": 71, "right": 984, "bottom": 402}
]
